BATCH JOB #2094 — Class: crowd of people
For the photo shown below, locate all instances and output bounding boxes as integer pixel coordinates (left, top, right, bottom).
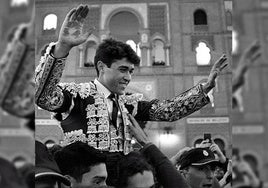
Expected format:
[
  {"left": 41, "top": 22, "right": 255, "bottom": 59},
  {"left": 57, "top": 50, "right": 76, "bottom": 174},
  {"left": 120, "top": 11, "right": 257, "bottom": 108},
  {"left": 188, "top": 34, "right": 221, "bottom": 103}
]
[
  {"left": 34, "top": 115, "right": 263, "bottom": 188},
  {"left": 0, "top": 130, "right": 262, "bottom": 188}
]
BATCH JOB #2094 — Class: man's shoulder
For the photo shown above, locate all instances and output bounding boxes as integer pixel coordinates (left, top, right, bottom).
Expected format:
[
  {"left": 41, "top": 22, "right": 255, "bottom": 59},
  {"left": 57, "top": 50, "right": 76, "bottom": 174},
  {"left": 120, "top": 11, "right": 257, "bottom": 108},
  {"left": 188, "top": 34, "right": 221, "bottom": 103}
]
[{"left": 58, "top": 82, "right": 97, "bottom": 99}]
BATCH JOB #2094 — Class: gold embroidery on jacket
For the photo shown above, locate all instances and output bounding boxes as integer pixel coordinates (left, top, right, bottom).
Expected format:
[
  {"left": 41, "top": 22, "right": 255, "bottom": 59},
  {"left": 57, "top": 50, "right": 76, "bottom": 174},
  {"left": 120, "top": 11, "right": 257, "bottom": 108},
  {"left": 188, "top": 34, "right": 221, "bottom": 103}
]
[
  {"left": 149, "top": 84, "right": 210, "bottom": 121},
  {"left": 35, "top": 42, "right": 66, "bottom": 111},
  {"left": 60, "top": 83, "right": 134, "bottom": 153}
]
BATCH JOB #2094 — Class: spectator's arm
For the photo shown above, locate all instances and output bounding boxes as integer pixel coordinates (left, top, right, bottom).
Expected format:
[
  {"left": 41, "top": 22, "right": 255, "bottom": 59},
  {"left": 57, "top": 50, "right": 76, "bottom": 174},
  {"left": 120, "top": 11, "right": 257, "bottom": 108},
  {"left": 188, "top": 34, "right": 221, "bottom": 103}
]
[
  {"left": 141, "top": 144, "right": 190, "bottom": 188},
  {"left": 127, "top": 114, "right": 190, "bottom": 188},
  {"left": 209, "top": 141, "right": 226, "bottom": 164},
  {"left": 219, "top": 160, "right": 232, "bottom": 187}
]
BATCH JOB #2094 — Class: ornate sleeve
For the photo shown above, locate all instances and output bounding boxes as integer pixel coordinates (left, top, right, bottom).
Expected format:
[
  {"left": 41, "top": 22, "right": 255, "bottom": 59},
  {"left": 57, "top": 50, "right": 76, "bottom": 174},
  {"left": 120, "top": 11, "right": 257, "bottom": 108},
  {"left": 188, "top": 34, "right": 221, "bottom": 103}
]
[
  {"left": 35, "top": 42, "right": 69, "bottom": 112},
  {"left": 0, "top": 24, "right": 34, "bottom": 117},
  {"left": 148, "top": 84, "right": 210, "bottom": 121}
]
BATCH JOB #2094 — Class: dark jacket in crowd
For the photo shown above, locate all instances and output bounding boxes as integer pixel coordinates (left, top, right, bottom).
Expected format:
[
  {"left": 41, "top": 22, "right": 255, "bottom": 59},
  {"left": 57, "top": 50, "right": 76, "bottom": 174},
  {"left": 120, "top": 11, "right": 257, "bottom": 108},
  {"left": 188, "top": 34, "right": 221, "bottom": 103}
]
[{"left": 140, "top": 143, "right": 191, "bottom": 188}]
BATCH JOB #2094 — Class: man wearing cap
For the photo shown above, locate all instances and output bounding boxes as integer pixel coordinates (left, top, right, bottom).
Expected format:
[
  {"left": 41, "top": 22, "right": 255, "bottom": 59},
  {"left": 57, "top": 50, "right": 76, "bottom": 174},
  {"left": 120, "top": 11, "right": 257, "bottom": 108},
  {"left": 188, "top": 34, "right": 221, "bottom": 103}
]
[
  {"left": 35, "top": 140, "right": 71, "bottom": 188},
  {"left": 178, "top": 148, "right": 221, "bottom": 188}
]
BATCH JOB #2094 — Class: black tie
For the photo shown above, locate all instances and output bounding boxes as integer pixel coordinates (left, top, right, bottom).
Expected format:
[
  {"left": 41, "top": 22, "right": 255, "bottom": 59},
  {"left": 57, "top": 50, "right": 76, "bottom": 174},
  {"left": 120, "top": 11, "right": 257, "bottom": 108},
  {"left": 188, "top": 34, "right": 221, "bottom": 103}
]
[{"left": 109, "top": 93, "right": 119, "bottom": 127}]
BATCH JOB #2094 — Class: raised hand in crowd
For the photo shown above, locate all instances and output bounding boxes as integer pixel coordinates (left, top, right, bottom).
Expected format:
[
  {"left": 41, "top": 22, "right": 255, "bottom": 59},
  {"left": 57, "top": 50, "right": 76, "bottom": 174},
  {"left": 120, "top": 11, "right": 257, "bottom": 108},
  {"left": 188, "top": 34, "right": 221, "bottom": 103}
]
[
  {"left": 202, "top": 54, "right": 228, "bottom": 94},
  {"left": 219, "top": 160, "right": 232, "bottom": 188},
  {"left": 196, "top": 138, "right": 226, "bottom": 161},
  {"left": 209, "top": 141, "right": 226, "bottom": 163},
  {"left": 197, "top": 138, "right": 212, "bottom": 148},
  {"left": 54, "top": 4, "right": 95, "bottom": 58}
]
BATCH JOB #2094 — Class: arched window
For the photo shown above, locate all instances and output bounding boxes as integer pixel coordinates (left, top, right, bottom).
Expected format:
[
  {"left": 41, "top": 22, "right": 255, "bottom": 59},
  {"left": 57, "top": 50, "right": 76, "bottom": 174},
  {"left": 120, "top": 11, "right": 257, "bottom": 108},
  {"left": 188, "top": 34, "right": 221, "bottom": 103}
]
[
  {"left": 109, "top": 11, "right": 141, "bottom": 63},
  {"left": 84, "top": 41, "right": 97, "bottom": 67},
  {"left": 43, "top": 14, "right": 57, "bottom": 30},
  {"left": 232, "top": 30, "right": 239, "bottom": 54},
  {"left": 226, "top": 11, "right": 232, "bottom": 27},
  {"left": 152, "top": 39, "right": 165, "bottom": 65},
  {"left": 196, "top": 42, "right": 211, "bottom": 65},
  {"left": 11, "top": 0, "right": 28, "bottom": 7},
  {"left": 109, "top": 11, "right": 140, "bottom": 42},
  {"left": 126, "top": 40, "right": 141, "bottom": 57},
  {"left": 194, "top": 9, "right": 208, "bottom": 25}
]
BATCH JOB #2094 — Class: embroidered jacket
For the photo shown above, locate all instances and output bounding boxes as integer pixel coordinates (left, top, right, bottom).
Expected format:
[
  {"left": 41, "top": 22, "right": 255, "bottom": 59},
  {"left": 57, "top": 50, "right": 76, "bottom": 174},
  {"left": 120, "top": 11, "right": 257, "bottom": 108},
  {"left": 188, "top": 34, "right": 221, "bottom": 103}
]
[
  {"left": 35, "top": 42, "right": 210, "bottom": 154},
  {"left": 0, "top": 24, "right": 34, "bottom": 118}
]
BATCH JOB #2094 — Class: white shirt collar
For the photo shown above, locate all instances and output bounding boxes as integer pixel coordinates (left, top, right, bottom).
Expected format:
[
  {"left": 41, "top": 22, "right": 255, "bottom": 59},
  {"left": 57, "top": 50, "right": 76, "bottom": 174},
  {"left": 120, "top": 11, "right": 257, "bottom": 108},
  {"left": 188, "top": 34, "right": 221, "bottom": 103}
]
[{"left": 94, "top": 78, "right": 111, "bottom": 99}]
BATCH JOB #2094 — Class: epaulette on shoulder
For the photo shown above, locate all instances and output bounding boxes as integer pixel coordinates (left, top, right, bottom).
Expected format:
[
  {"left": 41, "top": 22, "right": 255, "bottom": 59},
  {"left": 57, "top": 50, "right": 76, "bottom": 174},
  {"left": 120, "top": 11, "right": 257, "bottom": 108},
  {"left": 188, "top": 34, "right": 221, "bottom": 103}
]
[
  {"left": 58, "top": 82, "right": 96, "bottom": 99},
  {"left": 121, "top": 93, "right": 144, "bottom": 105}
]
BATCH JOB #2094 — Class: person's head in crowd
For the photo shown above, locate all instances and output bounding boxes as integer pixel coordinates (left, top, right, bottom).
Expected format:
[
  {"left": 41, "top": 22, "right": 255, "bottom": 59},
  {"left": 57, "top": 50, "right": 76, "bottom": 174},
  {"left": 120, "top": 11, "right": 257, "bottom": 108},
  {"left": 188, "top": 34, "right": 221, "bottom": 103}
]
[
  {"left": 94, "top": 38, "right": 140, "bottom": 95},
  {"left": 18, "top": 163, "right": 35, "bottom": 188},
  {"left": 178, "top": 148, "right": 220, "bottom": 188},
  {"left": 54, "top": 141, "right": 107, "bottom": 187},
  {"left": 0, "top": 157, "right": 28, "bottom": 188},
  {"left": 196, "top": 138, "right": 227, "bottom": 180},
  {"left": 117, "top": 152, "right": 155, "bottom": 188},
  {"left": 35, "top": 140, "right": 71, "bottom": 188}
]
